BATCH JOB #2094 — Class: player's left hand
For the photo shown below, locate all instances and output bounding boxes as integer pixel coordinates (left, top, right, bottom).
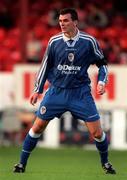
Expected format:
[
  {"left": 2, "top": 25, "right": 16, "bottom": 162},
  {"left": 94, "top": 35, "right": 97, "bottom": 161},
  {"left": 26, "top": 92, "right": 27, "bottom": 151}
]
[{"left": 97, "top": 83, "right": 105, "bottom": 95}]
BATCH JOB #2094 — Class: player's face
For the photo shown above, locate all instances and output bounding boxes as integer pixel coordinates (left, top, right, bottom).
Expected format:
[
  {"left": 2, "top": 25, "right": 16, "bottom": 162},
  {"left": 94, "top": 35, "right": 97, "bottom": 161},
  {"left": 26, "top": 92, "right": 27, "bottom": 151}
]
[{"left": 59, "top": 14, "right": 77, "bottom": 35}]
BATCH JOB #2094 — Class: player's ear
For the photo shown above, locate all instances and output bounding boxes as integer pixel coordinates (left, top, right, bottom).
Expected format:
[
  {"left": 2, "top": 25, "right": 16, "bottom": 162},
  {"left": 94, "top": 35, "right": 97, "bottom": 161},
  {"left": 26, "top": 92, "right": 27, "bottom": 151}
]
[{"left": 74, "top": 20, "right": 78, "bottom": 26}]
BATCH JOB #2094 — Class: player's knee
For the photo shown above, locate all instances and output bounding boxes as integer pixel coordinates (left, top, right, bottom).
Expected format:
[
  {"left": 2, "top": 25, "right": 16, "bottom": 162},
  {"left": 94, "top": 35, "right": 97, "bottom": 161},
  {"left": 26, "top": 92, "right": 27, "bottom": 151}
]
[
  {"left": 91, "top": 129, "right": 103, "bottom": 140},
  {"left": 29, "top": 128, "right": 42, "bottom": 138},
  {"left": 94, "top": 131, "right": 106, "bottom": 142},
  {"left": 32, "top": 117, "right": 49, "bottom": 134}
]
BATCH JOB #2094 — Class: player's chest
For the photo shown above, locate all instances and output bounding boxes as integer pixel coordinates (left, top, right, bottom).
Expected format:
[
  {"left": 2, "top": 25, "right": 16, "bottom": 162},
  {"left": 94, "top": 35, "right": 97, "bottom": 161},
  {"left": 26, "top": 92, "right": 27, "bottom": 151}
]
[{"left": 54, "top": 43, "right": 90, "bottom": 64}]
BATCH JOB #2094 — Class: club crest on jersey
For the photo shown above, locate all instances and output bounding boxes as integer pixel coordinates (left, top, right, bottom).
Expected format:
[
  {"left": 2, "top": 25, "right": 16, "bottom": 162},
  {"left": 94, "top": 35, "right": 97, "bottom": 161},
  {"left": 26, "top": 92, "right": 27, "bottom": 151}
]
[
  {"left": 68, "top": 53, "right": 74, "bottom": 62},
  {"left": 40, "top": 106, "right": 46, "bottom": 114}
]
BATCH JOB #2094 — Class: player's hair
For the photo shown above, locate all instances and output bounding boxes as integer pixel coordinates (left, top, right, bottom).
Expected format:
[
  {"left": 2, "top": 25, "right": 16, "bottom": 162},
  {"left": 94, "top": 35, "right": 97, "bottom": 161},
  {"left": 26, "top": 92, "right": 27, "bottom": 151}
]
[{"left": 59, "top": 8, "right": 78, "bottom": 21}]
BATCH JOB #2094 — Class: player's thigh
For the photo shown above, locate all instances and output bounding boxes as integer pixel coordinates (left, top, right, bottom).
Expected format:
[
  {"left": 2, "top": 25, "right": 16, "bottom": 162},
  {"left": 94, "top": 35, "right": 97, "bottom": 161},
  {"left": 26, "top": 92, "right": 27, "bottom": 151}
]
[
  {"left": 69, "top": 91, "right": 100, "bottom": 121},
  {"left": 37, "top": 86, "right": 66, "bottom": 120}
]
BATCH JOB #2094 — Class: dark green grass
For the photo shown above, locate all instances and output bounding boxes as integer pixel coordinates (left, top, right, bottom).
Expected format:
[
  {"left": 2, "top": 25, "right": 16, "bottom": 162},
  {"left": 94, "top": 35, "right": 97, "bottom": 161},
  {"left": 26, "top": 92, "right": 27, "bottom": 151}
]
[{"left": 0, "top": 146, "right": 127, "bottom": 180}]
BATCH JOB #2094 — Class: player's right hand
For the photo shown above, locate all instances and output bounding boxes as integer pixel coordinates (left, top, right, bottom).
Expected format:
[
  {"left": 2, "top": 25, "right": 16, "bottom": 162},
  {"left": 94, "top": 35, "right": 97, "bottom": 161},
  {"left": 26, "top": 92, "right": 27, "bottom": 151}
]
[
  {"left": 97, "top": 83, "right": 105, "bottom": 95},
  {"left": 30, "top": 92, "right": 40, "bottom": 106}
]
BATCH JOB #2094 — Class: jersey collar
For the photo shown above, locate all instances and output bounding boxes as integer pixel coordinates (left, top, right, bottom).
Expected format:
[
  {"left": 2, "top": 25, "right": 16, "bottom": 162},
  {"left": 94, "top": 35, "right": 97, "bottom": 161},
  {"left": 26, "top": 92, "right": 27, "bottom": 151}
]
[{"left": 62, "top": 29, "right": 80, "bottom": 42}]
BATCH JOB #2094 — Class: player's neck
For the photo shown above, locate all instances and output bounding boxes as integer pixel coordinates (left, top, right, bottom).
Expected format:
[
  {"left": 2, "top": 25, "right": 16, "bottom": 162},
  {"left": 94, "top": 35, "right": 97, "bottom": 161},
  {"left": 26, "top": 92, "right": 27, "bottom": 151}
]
[{"left": 64, "top": 28, "right": 78, "bottom": 39}]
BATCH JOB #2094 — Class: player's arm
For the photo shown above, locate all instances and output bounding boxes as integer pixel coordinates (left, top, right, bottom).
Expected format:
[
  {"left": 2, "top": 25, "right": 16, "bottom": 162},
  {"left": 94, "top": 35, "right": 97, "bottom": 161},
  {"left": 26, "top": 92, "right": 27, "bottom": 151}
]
[
  {"left": 95, "top": 58, "right": 108, "bottom": 95},
  {"left": 30, "top": 43, "right": 52, "bottom": 105},
  {"left": 89, "top": 37, "right": 108, "bottom": 95}
]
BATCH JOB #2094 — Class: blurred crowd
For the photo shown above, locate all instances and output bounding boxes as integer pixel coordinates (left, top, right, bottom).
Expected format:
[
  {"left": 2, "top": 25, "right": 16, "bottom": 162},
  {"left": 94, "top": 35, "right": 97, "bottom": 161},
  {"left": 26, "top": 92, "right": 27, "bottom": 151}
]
[{"left": 0, "top": 0, "right": 127, "bottom": 71}]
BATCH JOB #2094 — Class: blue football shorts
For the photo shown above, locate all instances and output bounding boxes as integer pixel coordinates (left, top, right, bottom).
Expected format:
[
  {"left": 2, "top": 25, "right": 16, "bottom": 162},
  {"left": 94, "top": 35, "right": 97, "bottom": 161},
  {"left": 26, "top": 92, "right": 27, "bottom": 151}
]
[{"left": 36, "top": 85, "right": 100, "bottom": 122}]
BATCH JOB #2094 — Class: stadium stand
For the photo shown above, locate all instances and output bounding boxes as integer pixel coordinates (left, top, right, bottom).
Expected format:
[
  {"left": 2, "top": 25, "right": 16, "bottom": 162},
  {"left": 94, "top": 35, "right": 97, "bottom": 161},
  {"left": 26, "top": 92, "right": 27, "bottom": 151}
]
[{"left": 0, "top": 0, "right": 127, "bottom": 71}]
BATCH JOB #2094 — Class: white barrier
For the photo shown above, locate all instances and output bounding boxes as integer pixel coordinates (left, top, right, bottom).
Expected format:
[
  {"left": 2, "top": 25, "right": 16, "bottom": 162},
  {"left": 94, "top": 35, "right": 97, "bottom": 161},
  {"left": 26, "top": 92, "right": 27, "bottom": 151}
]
[
  {"left": 1, "top": 65, "right": 127, "bottom": 149},
  {"left": 13, "top": 65, "right": 127, "bottom": 110},
  {"left": 111, "top": 109, "right": 127, "bottom": 149}
]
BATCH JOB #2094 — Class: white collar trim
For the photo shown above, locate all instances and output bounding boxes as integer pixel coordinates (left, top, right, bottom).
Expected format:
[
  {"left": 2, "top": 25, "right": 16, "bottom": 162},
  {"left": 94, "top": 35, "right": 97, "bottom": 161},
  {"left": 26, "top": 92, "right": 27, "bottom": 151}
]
[{"left": 63, "top": 29, "right": 80, "bottom": 42}]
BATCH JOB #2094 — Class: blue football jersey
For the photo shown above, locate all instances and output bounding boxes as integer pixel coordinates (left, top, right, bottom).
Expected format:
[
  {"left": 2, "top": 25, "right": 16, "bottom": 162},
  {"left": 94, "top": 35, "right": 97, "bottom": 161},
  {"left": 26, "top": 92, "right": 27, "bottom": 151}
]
[{"left": 34, "top": 30, "right": 108, "bottom": 93}]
